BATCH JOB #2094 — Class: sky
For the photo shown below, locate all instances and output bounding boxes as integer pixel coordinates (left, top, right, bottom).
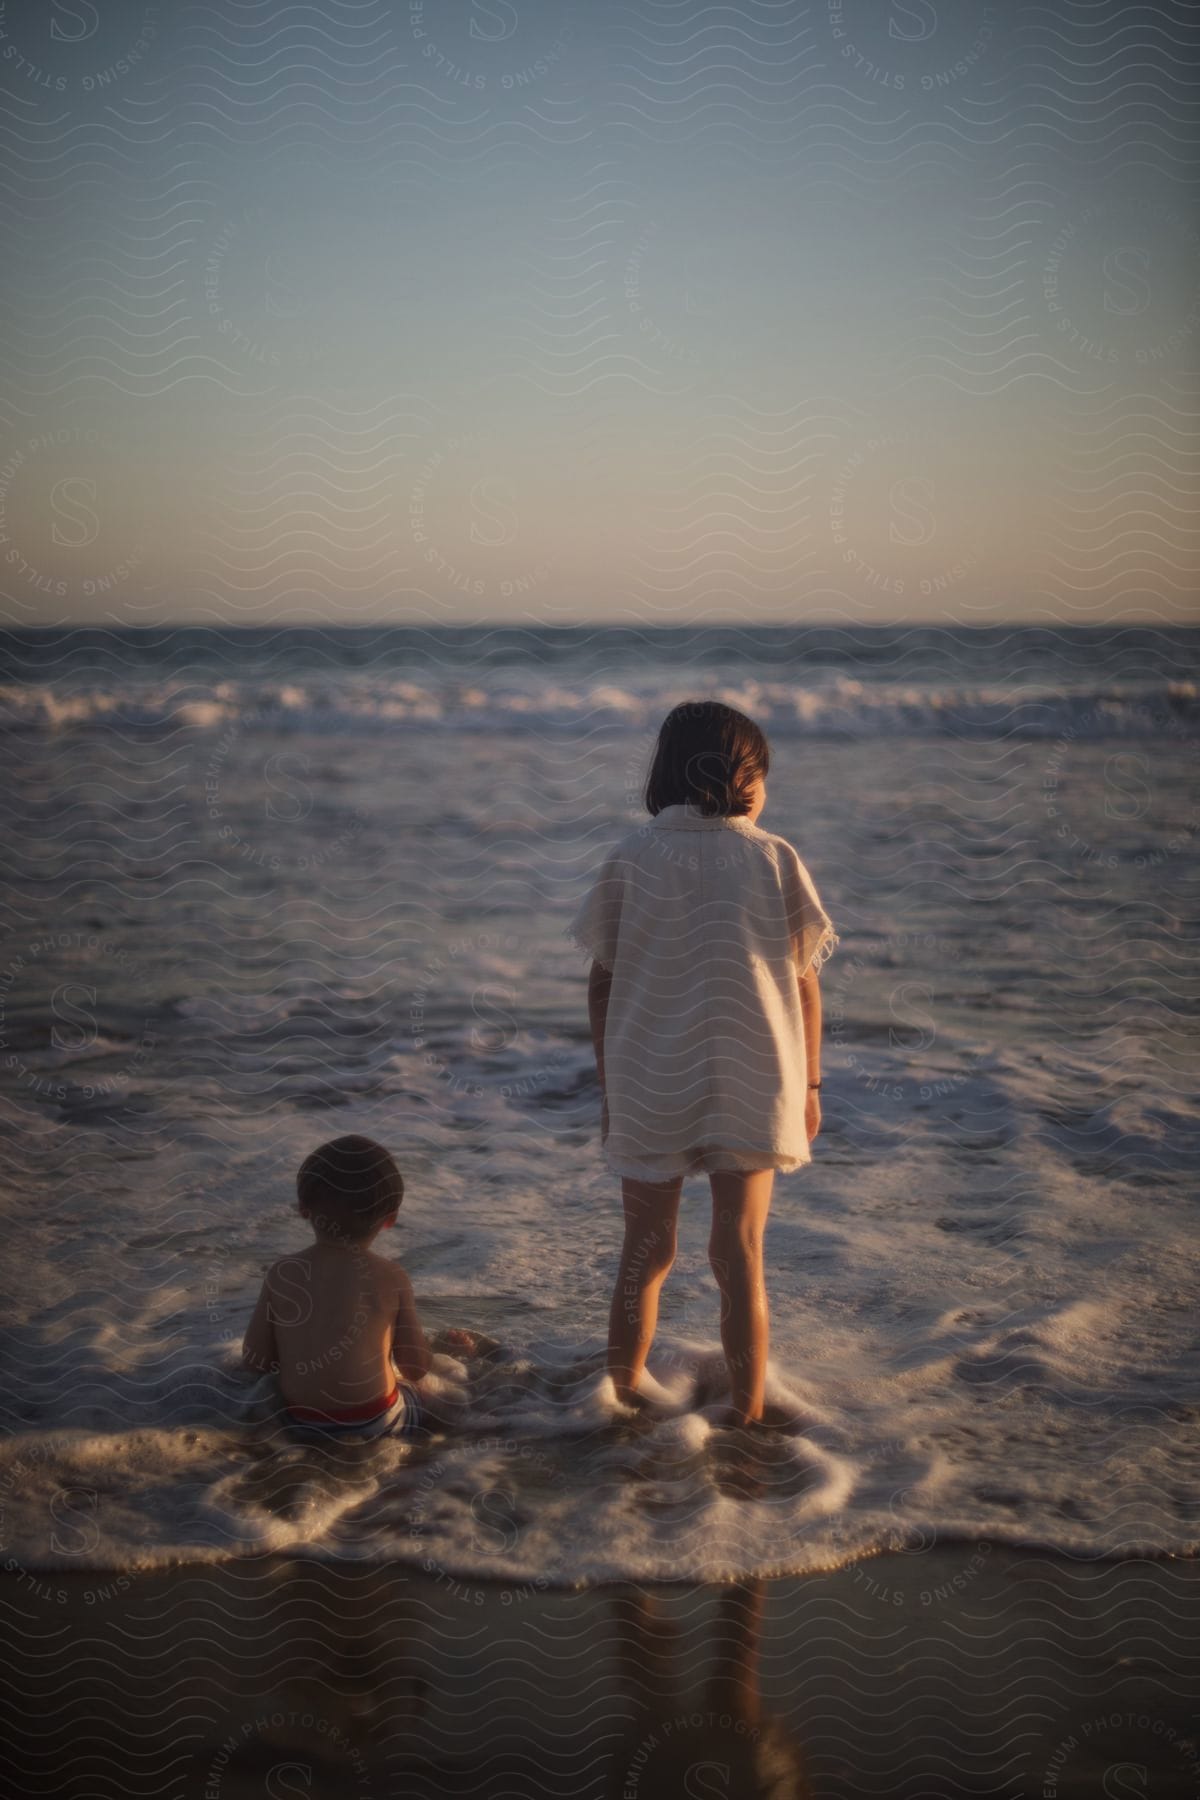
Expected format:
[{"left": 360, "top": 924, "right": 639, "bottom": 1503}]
[{"left": 0, "top": 0, "right": 1197, "bottom": 628}]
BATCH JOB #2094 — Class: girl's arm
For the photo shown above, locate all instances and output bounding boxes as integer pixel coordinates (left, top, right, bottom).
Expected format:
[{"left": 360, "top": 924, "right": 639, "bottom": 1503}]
[
  {"left": 587, "top": 960, "right": 612, "bottom": 1089},
  {"left": 799, "top": 965, "right": 823, "bottom": 1140},
  {"left": 799, "top": 964, "right": 822, "bottom": 1073}
]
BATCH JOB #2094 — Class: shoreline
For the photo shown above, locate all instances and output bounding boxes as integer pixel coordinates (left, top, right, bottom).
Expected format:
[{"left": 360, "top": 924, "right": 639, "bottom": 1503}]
[
  {"left": 3, "top": 1542, "right": 1196, "bottom": 1798},
  {"left": 4, "top": 1528, "right": 1191, "bottom": 1595}
]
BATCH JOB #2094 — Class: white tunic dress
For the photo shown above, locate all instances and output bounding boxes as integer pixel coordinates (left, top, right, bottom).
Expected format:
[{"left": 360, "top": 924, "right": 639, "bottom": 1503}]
[{"left": 568, "top": 803, "right": 837, "bottom": 1181}]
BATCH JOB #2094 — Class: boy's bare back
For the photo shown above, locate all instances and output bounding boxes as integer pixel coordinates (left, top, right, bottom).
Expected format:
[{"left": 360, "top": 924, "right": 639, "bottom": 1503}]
[
  {"left": 245, "top": 1238, "right": 428, "bottom": 1411},
  {"left": 242, "top": 1135, "right": 430, "bottom": 1417}
]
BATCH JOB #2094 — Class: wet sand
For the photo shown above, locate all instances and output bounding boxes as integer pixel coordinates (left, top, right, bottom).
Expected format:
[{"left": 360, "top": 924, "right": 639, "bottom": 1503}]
[{"left": 2, "top": 1542, "right": 1196, "bottom": 1798}]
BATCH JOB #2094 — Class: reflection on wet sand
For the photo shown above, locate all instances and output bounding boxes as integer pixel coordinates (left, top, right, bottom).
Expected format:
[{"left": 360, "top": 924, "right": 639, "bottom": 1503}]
[
  {"left": 1, "top": 1546, "right": 1195, "bottom": 1798},
  {"left": 606, "top": 1579, "right": 808, "bottom": 1799}
]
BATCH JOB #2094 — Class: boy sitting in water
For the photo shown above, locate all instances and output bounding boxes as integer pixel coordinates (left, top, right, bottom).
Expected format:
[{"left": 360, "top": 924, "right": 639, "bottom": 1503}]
[{"left": 243, "top": 1134, "right": 471, "bottom": 1439}]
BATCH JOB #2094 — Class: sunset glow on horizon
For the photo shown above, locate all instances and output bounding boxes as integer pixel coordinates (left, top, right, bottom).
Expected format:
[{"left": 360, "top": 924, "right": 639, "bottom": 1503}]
[{"left": 1, "top": 0, "right": 1197, "bottom": 628}]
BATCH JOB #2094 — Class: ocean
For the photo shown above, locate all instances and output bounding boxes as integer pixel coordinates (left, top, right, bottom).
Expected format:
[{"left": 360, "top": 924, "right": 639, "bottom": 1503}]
[{"left": 0, "top": 624, "right": 1196, "bottom": 1586}]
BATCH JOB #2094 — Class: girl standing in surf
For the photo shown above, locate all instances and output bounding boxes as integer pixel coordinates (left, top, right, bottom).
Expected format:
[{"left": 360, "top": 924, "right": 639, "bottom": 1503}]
[{"left": 570, "top": 701, "right": 837, "bottom": 1427}]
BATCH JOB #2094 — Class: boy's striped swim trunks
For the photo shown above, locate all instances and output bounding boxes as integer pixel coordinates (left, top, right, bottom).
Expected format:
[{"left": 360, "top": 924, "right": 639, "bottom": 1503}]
[{"left": 284, "top": 1384, "right": 421, "bottom": 1441}]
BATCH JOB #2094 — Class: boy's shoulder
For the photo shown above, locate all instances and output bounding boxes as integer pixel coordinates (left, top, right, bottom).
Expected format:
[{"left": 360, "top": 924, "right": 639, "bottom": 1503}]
[
  {"left": 367, "top": 1249, "right": 418, "bottom": 1304},
  {"left": 353, "top": 1247, "right": 410, "bottom": 1291},
  {"left": 264, "top": 1247, "right": 308, "bottom": 1282},
  {"left": 264, "top": 1245, "right": 407, "bottom": 1287}
]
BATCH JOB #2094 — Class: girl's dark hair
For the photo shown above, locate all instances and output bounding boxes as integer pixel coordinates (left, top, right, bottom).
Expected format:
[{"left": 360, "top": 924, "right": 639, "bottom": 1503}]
[{"left": 644, "top": 700, "right": 770, "bottom": 818}]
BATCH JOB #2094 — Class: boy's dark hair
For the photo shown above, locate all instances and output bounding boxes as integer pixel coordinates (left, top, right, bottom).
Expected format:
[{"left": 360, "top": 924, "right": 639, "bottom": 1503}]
[
  {"left": 644, "top": 700, "right": 770, "bottom": 818},
  {"left": 297, "top": 1135, "right": 403, "bottom": 1242}
]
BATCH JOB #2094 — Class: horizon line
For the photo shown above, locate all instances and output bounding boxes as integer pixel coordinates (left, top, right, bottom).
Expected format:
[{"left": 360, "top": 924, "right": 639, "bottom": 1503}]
[{"left": 4, "top": 618, "right": 1198, "bottom": 635}]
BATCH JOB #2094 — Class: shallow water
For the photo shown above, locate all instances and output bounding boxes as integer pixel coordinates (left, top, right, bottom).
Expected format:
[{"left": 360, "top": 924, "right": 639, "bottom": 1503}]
[{"left": 0, "top": 627, "right": 1196, "bottom": 1581}]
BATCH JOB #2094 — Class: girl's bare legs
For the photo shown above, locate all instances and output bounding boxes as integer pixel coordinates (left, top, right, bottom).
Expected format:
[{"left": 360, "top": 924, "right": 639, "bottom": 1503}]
[
  {"left": 708, "top": 1169, "right": 775, "bottom": 1425},
  {"left": 607, "top": 1175, "right": 684, "bottom": 1404}
]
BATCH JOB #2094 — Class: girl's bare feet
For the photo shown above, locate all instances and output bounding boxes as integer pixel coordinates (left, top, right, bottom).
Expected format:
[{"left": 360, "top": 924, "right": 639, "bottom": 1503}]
[{"left": 706, "top": 1403, "right": 763, "bottom": 1431}]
